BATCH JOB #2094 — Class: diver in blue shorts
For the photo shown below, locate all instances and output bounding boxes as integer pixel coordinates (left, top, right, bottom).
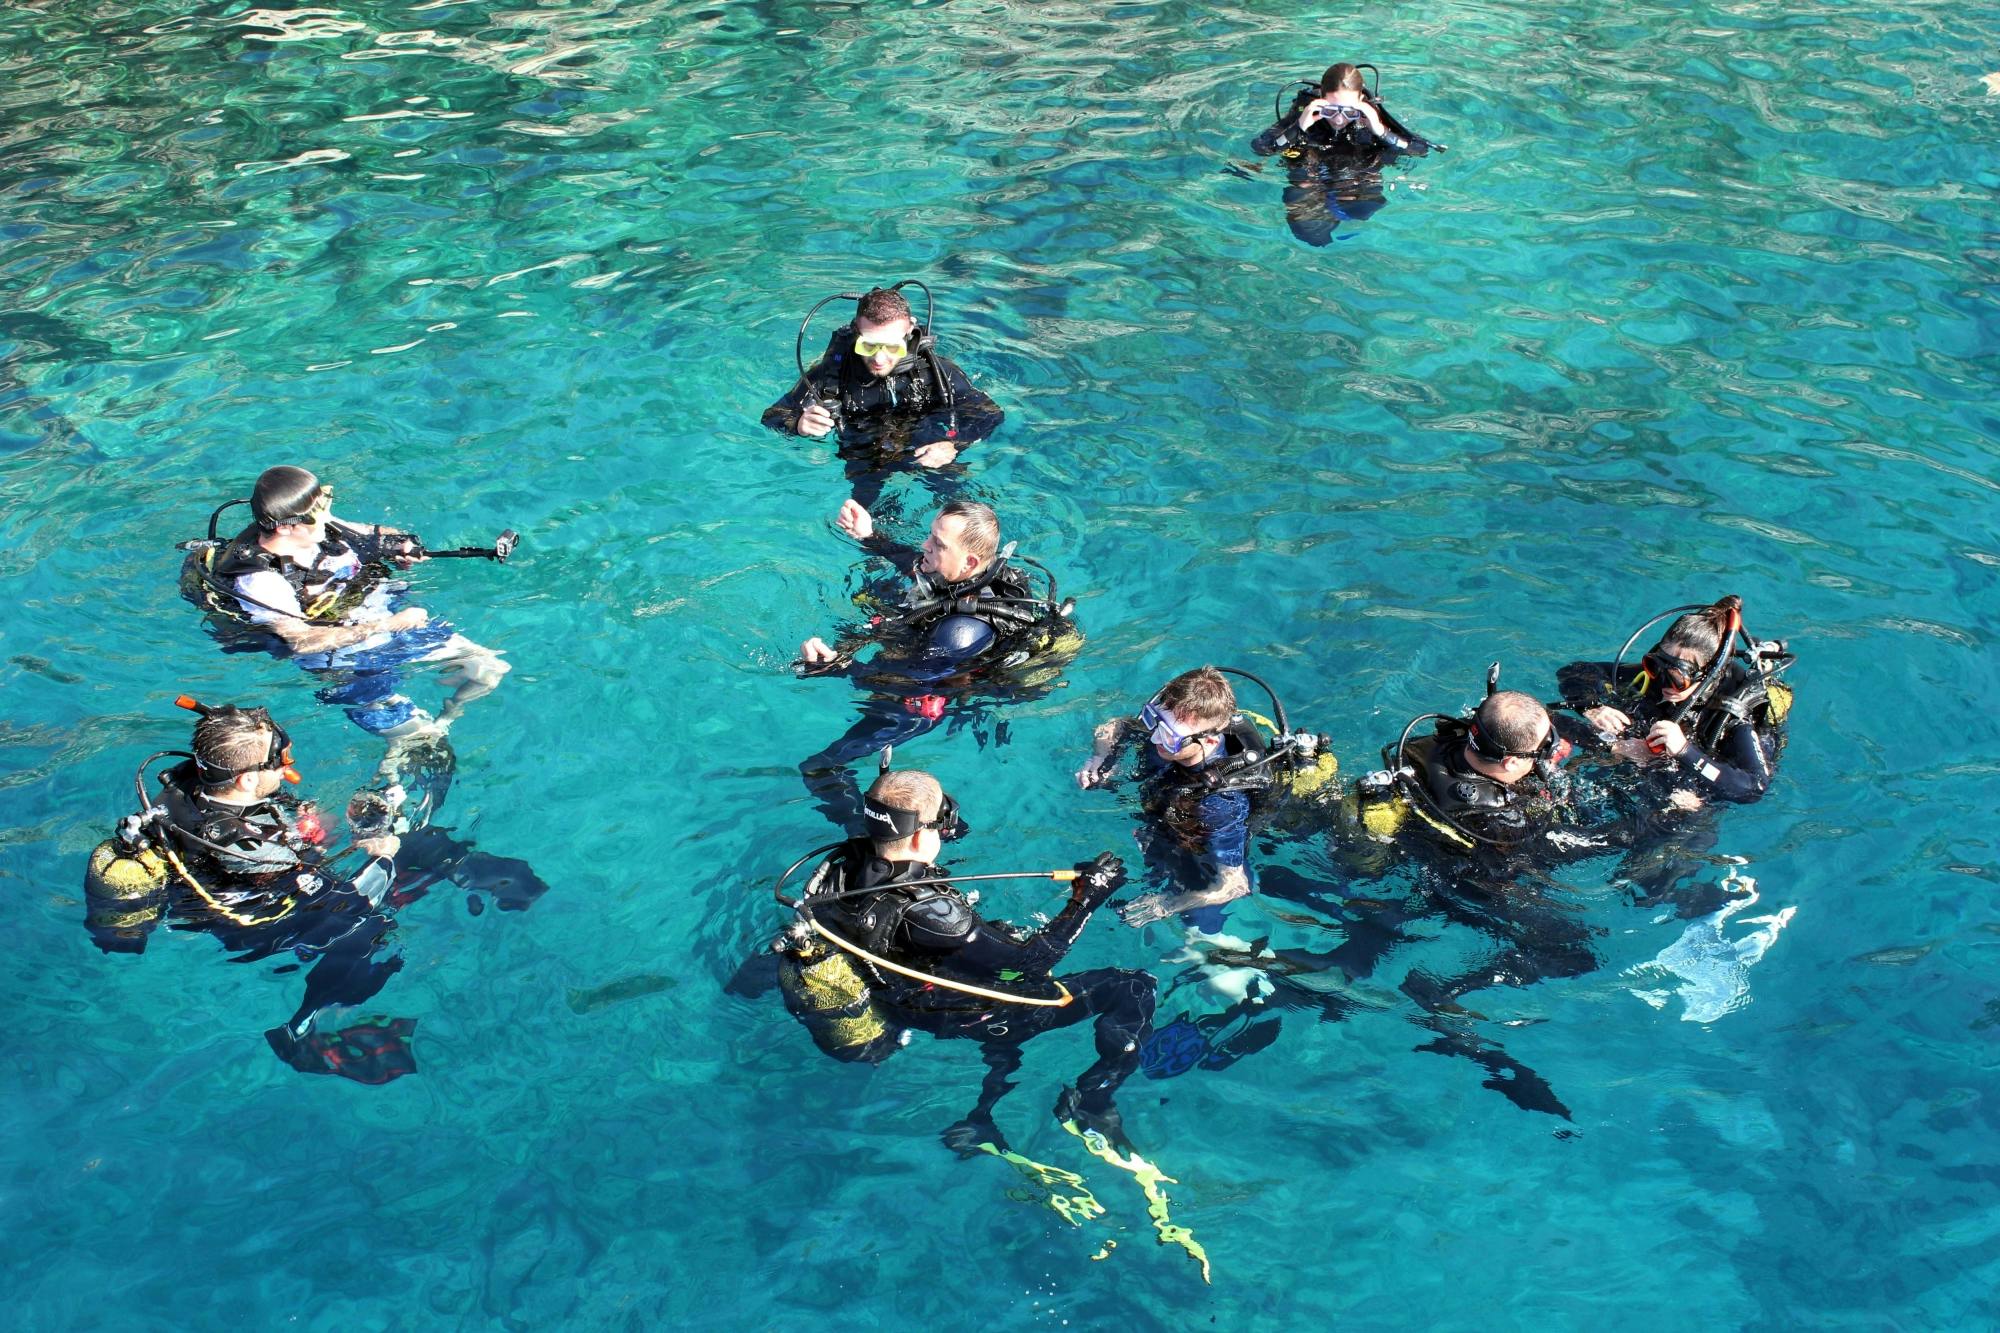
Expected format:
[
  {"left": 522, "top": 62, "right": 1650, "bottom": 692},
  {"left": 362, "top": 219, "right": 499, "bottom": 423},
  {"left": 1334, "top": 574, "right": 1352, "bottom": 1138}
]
[
  {"left": 179, "top": 466, "right": 512, "bottom": 770},
  {"left": 1076, "top": 666, "right": 1322, "bottom": 931}
]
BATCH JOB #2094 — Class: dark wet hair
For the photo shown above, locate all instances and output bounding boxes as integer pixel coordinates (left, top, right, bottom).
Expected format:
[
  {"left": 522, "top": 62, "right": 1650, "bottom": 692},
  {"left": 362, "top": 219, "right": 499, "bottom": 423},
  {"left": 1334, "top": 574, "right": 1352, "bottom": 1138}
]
[
  {"left": 855, "top": 288, "right": 913, "bottom": 327},
  {"left": 1659, "top": 595, "right": 1742, "bottom": 668},
  {"left": 193, "top": 709, "right": 276, "bottom": 790},
  {"left": 251, "top": 465, "right": 323, "bottom": 530},
  {"left": 1321, "top": 62, "right": 1364, "bottom": 95},
  {"left": 1474, "top": 691, "right": 1549, "bottom": 757}
]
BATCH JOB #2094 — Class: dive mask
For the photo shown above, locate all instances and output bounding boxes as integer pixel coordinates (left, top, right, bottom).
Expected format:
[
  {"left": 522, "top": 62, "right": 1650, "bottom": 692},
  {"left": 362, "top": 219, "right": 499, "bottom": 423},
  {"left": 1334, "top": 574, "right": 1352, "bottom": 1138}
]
[
  {"left": 854, "top": 335, "right": 908, "bottom": 361},
  {"left": 1642, "top": 646, "right": 1703, "bottom": 694},
  {"left": 861, "top": 790, "right": 966, "bottom": 843},
  {"left": 1139, "top": 699, "right": 1218, "bottom": 754}
]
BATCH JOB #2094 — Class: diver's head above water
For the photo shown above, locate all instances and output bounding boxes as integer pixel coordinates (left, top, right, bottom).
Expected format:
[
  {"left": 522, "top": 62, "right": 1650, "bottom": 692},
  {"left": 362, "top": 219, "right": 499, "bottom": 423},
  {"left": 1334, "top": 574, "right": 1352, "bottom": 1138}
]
[
  {"left": 861, "top": 768, "right": 965, "bottom": 862},
  {"left": 1320, "top": 62, "right": 1365, "bottom": 98},
  {"left": 1144, "top": 666, "right": 1236, "bottom": 768},
  {"left": 1647, "top": 596, "right": 1740, "bottom": 704},
  {"left": 920, "top": 499, "right": 999, "bottom": 584},
  {"left": 249, "top": 464, "right": 335, "bottom": 558},
  {"left": 853, "top": 287, "right": 917, "bottom": 380},
  {"left": 190, "top": 703, "right": 299, "bottom": 802},
  {"left": 1464, "top": 691, "right": 1555, "bottom": 787}
]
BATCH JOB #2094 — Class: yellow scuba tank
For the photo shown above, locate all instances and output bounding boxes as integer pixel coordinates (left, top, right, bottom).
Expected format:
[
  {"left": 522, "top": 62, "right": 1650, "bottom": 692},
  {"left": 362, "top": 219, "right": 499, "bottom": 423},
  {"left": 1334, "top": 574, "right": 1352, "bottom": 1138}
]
[
  {"left": 1352, "top": 770, "right": 1409, "bottom": 840},
  {"left": 1285, "top": 751, "right": 1340, "bottom": 800},
  {"left": 83, "top": 837, "right": 168, "bottom": 952},
  {"left": 1239, "top": 710, "right": 1340, "bottom": 801},
  {"left": 85, "top": 838, "right": 167, "bottom": 899},
  {"left": 775, "top": 927, "right": 901, "bottom": 1064}
]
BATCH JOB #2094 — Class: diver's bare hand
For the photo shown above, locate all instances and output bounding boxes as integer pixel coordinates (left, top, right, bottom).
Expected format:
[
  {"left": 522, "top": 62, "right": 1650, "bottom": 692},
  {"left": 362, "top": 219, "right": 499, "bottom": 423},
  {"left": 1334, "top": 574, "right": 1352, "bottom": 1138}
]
[
  {"left": 1299, "top": 98, "right": 1334, "bottom": 129},
  {"left": 1609, "top": 737, "right": 1653, "bottom": 764},
  {"left": 913, "top": 440, "right": 958, "bottom": 468},
  {"left": 356, "top": 834, "right": 401, "bottom": 861},
  {"left": 1075, "top": 753, "right": 1116, "bottom": 789},
  {"left": 797, "top": 403, "right": 835, "bottom": 437},
  {"left": 835, "top": 499, "right": 874, "bottom": 541},
  {"left": 1118, "top": 893, "right": 1172, "bottom": 928},
  {"left": 1648, "top": 720, "right": 1689, "bottom": 757},
  {"left": 1584, "top": 705, "right": 1631, "bottom": 737},
  {"left": 799, "top": 636, "right": 840, "bottom": 665},
  {"left": 380, "top": 607, "right": 429, "bottom": 632},
  {"left": 1666, "top": 789, "right": 1705, "bottom": 813}
]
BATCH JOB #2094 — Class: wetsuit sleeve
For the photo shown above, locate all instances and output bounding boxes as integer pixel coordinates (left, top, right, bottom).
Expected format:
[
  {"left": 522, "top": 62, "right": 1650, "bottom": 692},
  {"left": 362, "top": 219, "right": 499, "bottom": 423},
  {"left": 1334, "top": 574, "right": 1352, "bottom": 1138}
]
[
  {"left": 859, "top": 534, "right": 923, "bottom": 572},
  {"left": 1251, "top": 113, "right": 1304, "bottom": 156},
  {"left": 902, "top": 880, "right": 1115, "bottom": 978},
  {"left": 1677, "top": 724, "right": 1778, "bottom": 803},
  {"left": 761, "top": 360, "right": 839, "bottom": 435},
  {"left": 1556, "top": 661, "right": 1625, "bottom": 709},
  {"left": 906, "top": 356, "right": 1003, "bottom": 451}
]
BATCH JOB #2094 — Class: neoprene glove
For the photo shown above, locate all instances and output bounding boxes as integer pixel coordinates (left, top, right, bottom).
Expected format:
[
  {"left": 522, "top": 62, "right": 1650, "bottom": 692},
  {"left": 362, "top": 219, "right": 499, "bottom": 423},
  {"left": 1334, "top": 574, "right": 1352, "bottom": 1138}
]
[{"left": 1071, "top": 852, "right": 1127, "bottom": 902}]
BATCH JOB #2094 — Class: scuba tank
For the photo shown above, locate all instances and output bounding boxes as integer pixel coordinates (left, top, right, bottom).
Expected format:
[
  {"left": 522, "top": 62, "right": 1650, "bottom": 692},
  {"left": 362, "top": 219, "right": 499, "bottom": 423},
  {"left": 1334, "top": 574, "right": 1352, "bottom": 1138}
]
[
  {"left": 82, "top": 814, "right": 169, "bottom": 954},
  {"left": 772, "top": 919, "right": 903, "bottom": 1065},
  {"left": 769, "top": 851, "right": 902, "bottom": 1065}
]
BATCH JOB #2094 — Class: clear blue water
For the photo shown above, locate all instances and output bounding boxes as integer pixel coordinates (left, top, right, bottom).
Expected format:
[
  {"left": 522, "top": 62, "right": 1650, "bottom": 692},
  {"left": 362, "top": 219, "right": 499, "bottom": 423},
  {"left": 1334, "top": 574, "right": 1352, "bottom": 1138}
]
[{"left": 5, "top": 0, "right": 2000, "bottom": 1326}]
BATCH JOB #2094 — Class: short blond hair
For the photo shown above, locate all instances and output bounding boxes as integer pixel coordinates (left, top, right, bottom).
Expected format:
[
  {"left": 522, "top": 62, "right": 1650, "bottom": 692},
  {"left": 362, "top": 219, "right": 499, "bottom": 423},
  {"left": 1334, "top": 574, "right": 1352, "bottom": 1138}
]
[
  {"left": 937, "top": 500, "right": 1000, "bottom": 565},
  {"left": 866, "top": 770, "right": 943, "bottom": 853}
]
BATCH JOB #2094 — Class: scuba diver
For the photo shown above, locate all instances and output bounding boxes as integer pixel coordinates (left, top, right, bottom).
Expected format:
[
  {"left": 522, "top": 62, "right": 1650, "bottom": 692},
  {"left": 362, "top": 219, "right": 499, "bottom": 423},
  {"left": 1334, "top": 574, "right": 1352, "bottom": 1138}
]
[
  {"left": 761, "top": 282, "right": 1004, "bottom": 513},
  {"left": 1558, "top": 594, "right": 1795, "bottom": 807},
  {"left": 1076, "top": 666, "right": 1335, "bottom": 1082},
  {"left": 795, "top": 496, "right": 1080, "bottom": 830},
  {"left": 1553, "top": 594, "right": 1797, "bottom": 920},
  {"left": 1075, "top": 666, "right": 1338, "bottom": 931},
  {"left": 177, "top": 465, "right": 515, "bottom": 761},
  {"left": 1306, "top": 667, "right": 1642, "bottom": 1118},
  {"left": 1247, "top": 63, "right": 1441, "bottom": 247},
  {"left": 747, "top": 766, "right": 1150, "bottom": 1154},
  {"left": 81, "top": 698, "right": 550, "bottom": 1083}
]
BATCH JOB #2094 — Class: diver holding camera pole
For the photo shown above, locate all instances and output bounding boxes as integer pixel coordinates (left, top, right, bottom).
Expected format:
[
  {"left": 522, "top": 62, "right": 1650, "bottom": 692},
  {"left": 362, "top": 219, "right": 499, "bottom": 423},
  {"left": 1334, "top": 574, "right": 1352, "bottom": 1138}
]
[{"left": 177, "top": 466, "right": 517, "bottom": 793}]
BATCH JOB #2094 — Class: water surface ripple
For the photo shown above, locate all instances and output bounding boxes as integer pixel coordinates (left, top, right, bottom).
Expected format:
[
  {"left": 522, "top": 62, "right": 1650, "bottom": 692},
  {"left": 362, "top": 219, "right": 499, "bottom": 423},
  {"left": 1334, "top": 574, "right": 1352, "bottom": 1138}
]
[{"left": 3, "top": 1, "right": 1999, "bottom": 1327}]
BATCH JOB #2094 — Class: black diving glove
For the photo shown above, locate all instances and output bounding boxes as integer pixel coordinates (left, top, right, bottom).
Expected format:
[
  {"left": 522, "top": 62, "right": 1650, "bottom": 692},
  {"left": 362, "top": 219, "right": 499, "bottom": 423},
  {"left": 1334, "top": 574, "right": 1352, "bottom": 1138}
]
[{"left": 1070, "top": 853, "right": 1127, "bottom": 906}]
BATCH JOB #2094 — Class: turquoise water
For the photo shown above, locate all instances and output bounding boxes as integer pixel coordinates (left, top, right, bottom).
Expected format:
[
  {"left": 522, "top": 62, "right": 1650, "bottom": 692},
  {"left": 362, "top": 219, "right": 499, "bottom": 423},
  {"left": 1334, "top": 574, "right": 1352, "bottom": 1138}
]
[{"left": 5, "top": 0, "right": 2000, "bottom": 1325}]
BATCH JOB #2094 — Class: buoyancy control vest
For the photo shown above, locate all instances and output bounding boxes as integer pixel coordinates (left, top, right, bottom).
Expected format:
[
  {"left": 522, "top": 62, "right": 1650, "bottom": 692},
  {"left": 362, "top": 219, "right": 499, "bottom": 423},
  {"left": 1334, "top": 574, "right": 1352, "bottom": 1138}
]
[
  {"left": 182, "top": 521, "right": 385, "bottom": 626},
  {"left": 1359, "top": 717, "right": 1559, "bottom": 854},
  {"left": 812, "top": 324, "right": 948, "bottom": 422},
  {"left": 154, "top": 760, "right": 325, "bottom": 891}
]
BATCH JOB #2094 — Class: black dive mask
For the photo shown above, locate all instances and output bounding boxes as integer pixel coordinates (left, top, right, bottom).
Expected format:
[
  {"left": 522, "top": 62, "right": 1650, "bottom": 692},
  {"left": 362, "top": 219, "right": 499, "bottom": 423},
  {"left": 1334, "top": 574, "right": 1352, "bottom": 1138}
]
[
  {"left": 860, "top": 791, "right": 966, "bottom": 843},
  {"left": 1642, "top": 645, "right": 1703, "bottom": 694},
  {"left": 1470, "top": 719, "right": 1563, "bottom": 770}
]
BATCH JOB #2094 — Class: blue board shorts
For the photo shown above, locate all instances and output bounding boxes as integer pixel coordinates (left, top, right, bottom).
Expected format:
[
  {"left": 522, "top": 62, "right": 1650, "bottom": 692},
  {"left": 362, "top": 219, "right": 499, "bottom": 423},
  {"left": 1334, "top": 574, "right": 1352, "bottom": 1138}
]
[{"left": 311, "top": 620, "right": 459, "bottom": 735}]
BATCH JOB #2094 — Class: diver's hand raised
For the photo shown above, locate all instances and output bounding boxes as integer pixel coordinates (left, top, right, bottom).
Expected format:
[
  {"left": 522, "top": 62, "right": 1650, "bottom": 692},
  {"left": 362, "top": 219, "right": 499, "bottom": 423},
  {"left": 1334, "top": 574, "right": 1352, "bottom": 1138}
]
[{"left": 836, "top": 499, "right": 874, "bottom": 542}]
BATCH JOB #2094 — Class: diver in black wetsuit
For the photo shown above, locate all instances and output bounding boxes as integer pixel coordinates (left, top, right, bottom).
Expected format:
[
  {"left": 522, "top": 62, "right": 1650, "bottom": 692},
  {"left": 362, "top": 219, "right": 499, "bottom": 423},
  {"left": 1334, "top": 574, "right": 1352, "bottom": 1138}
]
[
  {"left": 762, "top": 284, "right": 1004, "bottom": 513},
  {"left": 758, "top": 768, "right": 1151, "bottom": 1152},
  {"left": 794, "top": 496, "right": 1080, "bottom": 830},
  {"left": 1557, "top": 594, "right": 1797, "bottom": 915},
  {"left": 1248, "top": 62, "right": 1439, "bottom": 247},
  {"left": 1309, "top": 671, "right": 1635, "bottom": 1118},
  {"left": 1559, "top": 595, "right": 1794, "bottom": 808},
  {"left": 81, "top": 699, "right": 551, "bottom": 1083}
]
